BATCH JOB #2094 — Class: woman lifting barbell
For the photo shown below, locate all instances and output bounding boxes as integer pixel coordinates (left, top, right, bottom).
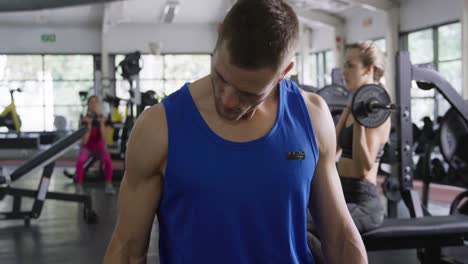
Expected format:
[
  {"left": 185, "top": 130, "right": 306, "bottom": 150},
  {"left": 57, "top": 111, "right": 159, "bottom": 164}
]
[
  {"left": 336, "top": 40, "right": 391, "bottom": 232},
  {"left": 308, "top": 41, "right": 391, "bottom": 263}
]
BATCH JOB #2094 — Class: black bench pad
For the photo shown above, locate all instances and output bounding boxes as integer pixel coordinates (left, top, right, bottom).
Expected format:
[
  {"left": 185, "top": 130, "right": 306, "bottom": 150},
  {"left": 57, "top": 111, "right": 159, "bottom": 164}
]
[{"left": 362, "top": 215, "right": 468, "bottom": 251}]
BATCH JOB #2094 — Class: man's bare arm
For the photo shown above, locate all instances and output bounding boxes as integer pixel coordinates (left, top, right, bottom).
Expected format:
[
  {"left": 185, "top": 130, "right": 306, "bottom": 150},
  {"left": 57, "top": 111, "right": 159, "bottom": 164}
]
[
  {"left": 104, "top": 104, "right": 168, "bottom": 264},
  {"left": 304, "top": 93, "right": 368, "bottom": 264}
]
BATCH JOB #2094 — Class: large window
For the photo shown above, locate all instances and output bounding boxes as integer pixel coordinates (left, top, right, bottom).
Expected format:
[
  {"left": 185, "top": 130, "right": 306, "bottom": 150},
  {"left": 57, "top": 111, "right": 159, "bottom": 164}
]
[
  {"left": 114, "top": 54, "right": 211, "bottom": 100},
  {"left": 374, "top": 38, "right": 386, "bottom": 53},
  {"left": 405, "top": 22, "right": 461, "bottom": 125},
  {"left": 0, "top": 54, "right": 94, "bottom": 132},
  {"left": 310, "top": 50, "right": 335, "bottom": 88},
  {"left": 408, "top": 29, "right": 434, "bottom": 64},
  {"left": 437, "top": 23, "right": 462, "bottom": 115},
  {"left": 164, "top": 55, "right": 211, "bottom": 94}
]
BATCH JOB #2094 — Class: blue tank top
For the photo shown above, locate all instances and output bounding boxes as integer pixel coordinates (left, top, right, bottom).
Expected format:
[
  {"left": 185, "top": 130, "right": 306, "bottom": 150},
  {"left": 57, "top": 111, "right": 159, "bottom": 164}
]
[{"left": 159, "top": 80, "right": 319, "bottom": 264}]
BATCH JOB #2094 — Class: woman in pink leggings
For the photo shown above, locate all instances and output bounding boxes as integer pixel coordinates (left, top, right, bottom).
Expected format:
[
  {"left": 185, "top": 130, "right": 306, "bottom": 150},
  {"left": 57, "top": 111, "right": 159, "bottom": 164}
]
[{"left": 75, "top": 95, "right": 115, "bottom": 195}]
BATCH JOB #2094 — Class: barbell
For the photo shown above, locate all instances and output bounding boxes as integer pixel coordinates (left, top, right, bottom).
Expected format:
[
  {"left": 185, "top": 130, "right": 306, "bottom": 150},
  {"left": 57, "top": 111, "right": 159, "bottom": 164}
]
[
  {"left": 317, "top": 83, "right": 396, "bottom": 128},
  {"left": 351, "top": 84, "right": 397, "bottom": 128}
]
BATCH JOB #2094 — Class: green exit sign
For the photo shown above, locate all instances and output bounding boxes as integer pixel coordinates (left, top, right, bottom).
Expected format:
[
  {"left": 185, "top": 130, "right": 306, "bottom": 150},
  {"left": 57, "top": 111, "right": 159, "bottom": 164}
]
[{"left": 41, "top": 34, "right": 56, "bottom": 43}]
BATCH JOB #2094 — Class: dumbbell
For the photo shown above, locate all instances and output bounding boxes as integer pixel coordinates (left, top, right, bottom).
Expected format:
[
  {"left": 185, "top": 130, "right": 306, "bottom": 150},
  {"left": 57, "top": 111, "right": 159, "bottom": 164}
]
[
  {"left": 351, "top": 84, "right": 396, "bottom": 128},
  {"left": 81, "top": 113, "right": 100, "bottom": 128}
]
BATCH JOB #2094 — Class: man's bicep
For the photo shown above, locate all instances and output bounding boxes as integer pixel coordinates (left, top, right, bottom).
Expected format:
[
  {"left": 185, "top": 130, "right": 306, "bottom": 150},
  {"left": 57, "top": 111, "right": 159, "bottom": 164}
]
[
  {"left": 306, "top": 94, "right": 350, "bottom": 237},
  {"left": 309, "top": 147, "right": 348, "bottom": 229},
  {"left": 125, "top": 105, "right": 167, "bottom": 183},
  {"left": 111, "top": 106, "right": 167, "bottom": 257}
]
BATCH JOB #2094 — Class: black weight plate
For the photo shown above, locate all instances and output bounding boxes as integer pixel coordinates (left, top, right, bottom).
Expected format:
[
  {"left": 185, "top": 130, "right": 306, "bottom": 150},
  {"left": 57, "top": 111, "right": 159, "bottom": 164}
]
[
  {"left": 352, "top": 84, "right": 391, "bottom": 128},
  {"left": 317, "top": 84, "right": 349, "bottom": 108},
  {"left": 439, "top": 106, "right": 468, "bottom": 172},
  {"left": 382, "top": 176, "right": 401, "bottom": 202},
  {"left": 413, "top": 123, "right": 421, "bottom": 144}
]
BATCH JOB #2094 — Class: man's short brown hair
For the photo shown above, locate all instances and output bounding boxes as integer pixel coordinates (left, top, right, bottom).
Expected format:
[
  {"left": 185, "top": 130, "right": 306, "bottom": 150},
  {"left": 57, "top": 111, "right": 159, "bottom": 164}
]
[{"left": 217, "top": 0, "right": 299, "bottom": 71}]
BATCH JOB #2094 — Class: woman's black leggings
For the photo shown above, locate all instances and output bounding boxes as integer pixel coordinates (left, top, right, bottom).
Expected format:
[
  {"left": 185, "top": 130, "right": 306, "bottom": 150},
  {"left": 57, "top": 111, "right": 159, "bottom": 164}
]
[{"left": 307, "top": 177, "right": 384, "bottom": 263}]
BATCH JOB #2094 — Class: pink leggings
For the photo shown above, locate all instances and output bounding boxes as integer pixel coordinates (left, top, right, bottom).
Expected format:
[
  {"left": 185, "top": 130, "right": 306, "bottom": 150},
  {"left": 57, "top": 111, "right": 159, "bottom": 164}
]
[{"left": 75, "top": 147, "right": 113, "bottom": 184}]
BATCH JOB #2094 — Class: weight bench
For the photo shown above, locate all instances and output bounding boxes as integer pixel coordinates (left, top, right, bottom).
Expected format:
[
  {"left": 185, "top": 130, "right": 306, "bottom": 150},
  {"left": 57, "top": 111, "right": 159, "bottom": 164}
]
[
  {"left": 363, "top": 214, "right": 468, "bottom": 263},
  {"left": 63, "top": 152, "right": 104, "bottom": 182},
  {"left": 0, "top": 127, "right": 98, "bottom": 226},
  {"left": 359, "top": 187, "right": 468, "bottom": 263}
]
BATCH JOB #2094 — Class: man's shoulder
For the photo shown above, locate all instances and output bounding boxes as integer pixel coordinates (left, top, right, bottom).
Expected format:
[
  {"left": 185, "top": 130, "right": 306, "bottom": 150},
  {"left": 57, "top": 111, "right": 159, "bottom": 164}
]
[
  {"left": 137, "top": 103, "right": 167, "bottom": 130},
  {"left": 128, "top": 103, "right": 168, "bottom": 150},
  {"left": 298, "top": 90, "right": 335, "bottom": 152},
  {"left": 299, "top": 90, "right": 330, "bottom": 118},
  {"left": 125, "top": 103, "right": 168, "bottom": 183}
]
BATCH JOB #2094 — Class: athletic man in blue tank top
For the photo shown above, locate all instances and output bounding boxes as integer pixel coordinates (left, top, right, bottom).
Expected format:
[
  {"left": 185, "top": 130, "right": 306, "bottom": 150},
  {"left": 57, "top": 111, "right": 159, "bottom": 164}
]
[{"left": 104, "top": 0, "right": 367, "bottom": 263}]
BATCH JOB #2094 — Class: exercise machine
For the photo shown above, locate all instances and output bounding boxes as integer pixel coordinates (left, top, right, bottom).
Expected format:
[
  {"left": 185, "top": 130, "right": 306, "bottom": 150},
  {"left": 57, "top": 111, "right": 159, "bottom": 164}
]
[
  {"left": 117, "top": 51, "right": 143, "bottom": 160},
  {"left": 352, "top": 51, "right": 468, "bottom": 264},
  {"left": 317, "top": 69, "right": 350, "bottom": 125},
  {"left": 0, "top": 127, "right": 98, "bottom": 226},
  {"left": 0, "top": 87, "right": 22, "bottom": 134},
  {"left": 113, "top": 51, "right": 158, "bottom": 159}
]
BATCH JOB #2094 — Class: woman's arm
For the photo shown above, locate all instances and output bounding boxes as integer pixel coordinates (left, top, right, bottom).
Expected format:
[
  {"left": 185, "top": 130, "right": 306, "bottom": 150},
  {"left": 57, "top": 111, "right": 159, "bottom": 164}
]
[
  {"left": 352, "top": 118, "right": 391, "bottom": 171},
  {"left": 99, "top": 115, "right": 110, "bottom": 143},
  {"left": 82, "top": 115, "right": 92, "bottom": 145},
  {"left": 335, "top": 106, "right": 350, "bottom": 154}
]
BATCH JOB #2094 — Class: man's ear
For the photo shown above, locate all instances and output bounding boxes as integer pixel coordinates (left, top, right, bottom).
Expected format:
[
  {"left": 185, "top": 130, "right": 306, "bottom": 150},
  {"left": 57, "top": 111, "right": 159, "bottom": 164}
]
[{"left": 277, "top": 61, "right": 295, "bottom": 82}]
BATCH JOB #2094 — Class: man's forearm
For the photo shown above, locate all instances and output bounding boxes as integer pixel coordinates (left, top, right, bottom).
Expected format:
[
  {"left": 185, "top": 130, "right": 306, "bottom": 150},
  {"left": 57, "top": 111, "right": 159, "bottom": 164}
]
[
  {"left": 104, "top": 238, "right": 148, "bottom": 264},
  {"left": 340, "top": 230, "right": 368, "bottom": 264},
  {"left": 104, "top": 252, "right": 147, "bottom": 264},
  {"left": 322, "top": 222, "right": 368, "bottom": 264}
]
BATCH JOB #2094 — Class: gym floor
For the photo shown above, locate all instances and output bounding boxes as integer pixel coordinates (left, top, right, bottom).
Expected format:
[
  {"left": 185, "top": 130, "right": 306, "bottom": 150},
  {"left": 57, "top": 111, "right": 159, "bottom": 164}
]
[
  {"left": 0, "top": 165, "right": 156, "bottom": 264},
  {"left": 0, "top": 166, "right": 465, "bottom": 264}
]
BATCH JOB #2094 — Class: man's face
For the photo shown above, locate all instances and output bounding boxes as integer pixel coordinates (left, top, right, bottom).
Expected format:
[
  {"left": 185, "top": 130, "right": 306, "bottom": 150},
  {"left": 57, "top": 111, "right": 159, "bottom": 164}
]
[{"left": 211, "top": 43, "right": 283, "bottom": 121}]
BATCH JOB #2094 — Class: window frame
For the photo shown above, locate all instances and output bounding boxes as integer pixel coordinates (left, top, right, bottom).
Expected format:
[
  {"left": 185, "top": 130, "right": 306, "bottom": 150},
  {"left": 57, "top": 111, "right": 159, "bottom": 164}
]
[
  {"left": 401, "top": 21, "right": 462, "bottom": 121},
  {"left": 0, "top": 53, "right": 96, "bottom": 132}
]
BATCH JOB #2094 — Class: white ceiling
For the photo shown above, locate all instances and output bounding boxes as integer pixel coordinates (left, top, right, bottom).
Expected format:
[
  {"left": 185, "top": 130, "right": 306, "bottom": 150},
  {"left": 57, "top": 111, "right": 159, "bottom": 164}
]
[
  {"left": 0, "top": 4, "right": 104, "bottom": 26},
  {"left": 0, "top": 0, "right": 229, "bottom": 27},
  {"left": 106, "top": 0, "right": 229, "bottom": 24},
  {"left": 0, "top": 0, "right": 395, "bottom": 28},
  {"left": 289, "top": 0, "right": 354, "bottom": 13}
]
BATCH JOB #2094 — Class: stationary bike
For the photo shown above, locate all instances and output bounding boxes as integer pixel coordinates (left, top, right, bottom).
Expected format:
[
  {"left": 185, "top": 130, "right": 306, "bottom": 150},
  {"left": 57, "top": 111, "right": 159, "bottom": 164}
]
[{"left": 0, "top": 87, "right": 22, "bottom": 134}]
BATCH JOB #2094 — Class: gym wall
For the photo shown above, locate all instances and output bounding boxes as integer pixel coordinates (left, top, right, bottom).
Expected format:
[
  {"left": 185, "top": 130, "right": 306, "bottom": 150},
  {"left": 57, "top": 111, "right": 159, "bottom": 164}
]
[
  {"left": 344, "top": 7, "right": 386, "bottom": 44},
  {"left": 0, "top": 23, "right": 216, "bottom": 54},
  {"left": 310, "top": 27, "right": 334, "bottom": 53},
  {"left": 0, "top": 26, "right": 101, "bottom": 54},
  {"left": 400, "top": 0, "right": 462, "bottom": 32},
  {"left": 106, "top": 23, "right": 217, "bottom": 54},
  {"left": 343, "top": 0, "right": 462, "bottom": 45},
  {"left": 0, "top": 0, "right": 464, "bottom": 56}
]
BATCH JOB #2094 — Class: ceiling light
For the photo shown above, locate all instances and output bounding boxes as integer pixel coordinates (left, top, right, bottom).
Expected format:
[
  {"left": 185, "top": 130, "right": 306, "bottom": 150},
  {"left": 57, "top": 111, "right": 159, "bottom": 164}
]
[{"left": 160, "top": 1, "right": 180, "bottom": 24}]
